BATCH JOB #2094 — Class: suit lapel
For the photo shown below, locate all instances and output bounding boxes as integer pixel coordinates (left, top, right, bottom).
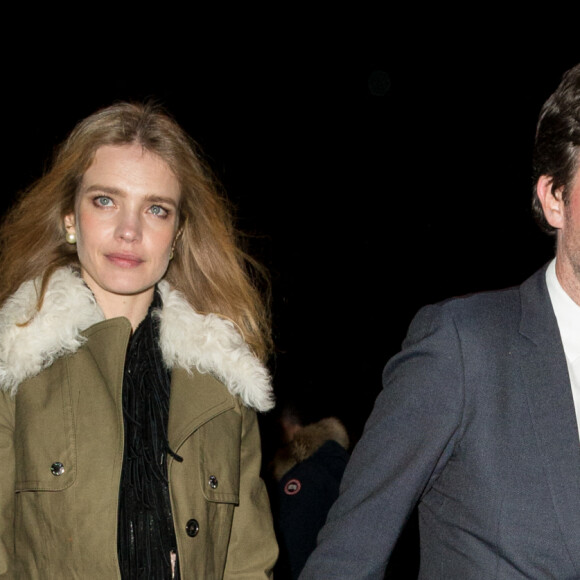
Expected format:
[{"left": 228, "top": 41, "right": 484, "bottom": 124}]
[{"left": 519, "top": 267, "right": 580, "bottom": 573}]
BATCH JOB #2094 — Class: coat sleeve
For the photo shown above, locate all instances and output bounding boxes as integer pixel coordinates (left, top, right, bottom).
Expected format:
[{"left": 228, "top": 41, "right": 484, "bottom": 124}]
[
  {"left": 0, "top": 390, "right": 15, "bottom": 578},
  {"left": 223, "top": 404, "right": 278, "bottom": 579},
  {"left": 299, "top": 303, "right": 466, "bottom": 579}
]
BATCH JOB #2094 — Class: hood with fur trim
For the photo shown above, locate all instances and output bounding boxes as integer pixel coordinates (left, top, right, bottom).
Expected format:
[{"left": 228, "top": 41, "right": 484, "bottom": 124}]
[
  {"left": 0, "top": 267, "right": 274, "bottom": 412},
  {"left": 271, "top": 417, "right": 350, "bottom": 480}
]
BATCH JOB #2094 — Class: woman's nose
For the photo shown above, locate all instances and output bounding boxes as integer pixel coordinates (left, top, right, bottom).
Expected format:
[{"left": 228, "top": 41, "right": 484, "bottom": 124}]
[{"left": 115, "top": 211, "right": 142, "bottom": 242}]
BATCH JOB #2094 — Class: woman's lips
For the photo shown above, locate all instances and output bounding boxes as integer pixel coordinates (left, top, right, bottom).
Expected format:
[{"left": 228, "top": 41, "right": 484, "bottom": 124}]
[{"left": 105, "top": 253, "right": 144, "bottom": 268}]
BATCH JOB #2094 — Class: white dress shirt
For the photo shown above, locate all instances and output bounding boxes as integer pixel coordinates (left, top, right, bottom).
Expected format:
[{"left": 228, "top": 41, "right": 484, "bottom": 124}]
[{"left": 546, "top": 259, "right": 580, "bottom": 438}]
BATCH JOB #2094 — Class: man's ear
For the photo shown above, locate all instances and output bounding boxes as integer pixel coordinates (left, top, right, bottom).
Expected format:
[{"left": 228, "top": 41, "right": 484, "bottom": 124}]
[{"left": 536, "top": 175, "right": 565, "bottom": 230}]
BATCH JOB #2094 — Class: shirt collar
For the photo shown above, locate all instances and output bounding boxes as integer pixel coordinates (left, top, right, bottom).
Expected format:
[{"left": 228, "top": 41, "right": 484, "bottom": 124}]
[{"left": 546, "top": 258, "right": 580, "bottom": 363}]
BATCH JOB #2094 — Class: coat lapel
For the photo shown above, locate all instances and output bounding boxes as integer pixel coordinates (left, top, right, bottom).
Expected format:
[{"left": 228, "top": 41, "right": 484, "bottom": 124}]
[
  {"left": 167, "top": 367, "right": 235, "bottom": 454},
  {"left": 519, "top": 267, "right": 580, "bottom": 573},
  {"left": 81, "top": 318, "right": 133, "bottom": 401},
  {"left": 0, "top": 268, "right": 104, "bottom": 395},
  {"left": 156, "top": 281, "right": 273, "bottom": 412}
]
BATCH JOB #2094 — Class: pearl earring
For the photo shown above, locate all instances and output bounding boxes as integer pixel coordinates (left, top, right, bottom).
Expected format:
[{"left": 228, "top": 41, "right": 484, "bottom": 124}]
[{"left": 66, "top": 232, "right": 77, "bottom": 245}]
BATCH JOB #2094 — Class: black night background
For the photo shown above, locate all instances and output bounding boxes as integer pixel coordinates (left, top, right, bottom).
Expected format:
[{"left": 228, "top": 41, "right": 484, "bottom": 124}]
[{"left": 4, "top": 25, "right": 578, "bottom": 576}]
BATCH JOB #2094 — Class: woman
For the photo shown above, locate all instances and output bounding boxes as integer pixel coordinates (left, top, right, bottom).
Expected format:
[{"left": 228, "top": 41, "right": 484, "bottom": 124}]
[{"left": 0, "top": 102, "right": 278, "bottom": 578}]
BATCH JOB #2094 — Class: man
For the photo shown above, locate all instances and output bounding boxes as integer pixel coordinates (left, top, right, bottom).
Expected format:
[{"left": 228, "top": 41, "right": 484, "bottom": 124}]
[{"left": 299, "top": 63, "right": 580, "bottom": 579}]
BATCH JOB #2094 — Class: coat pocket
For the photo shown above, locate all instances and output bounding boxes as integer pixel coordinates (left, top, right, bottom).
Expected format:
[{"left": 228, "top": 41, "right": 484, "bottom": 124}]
[
  {"left": 198, "top": 410, "right": 241, "bottom": 505},
  {"left": 13, "top": 361, "right": 76, "bottom": 492}
]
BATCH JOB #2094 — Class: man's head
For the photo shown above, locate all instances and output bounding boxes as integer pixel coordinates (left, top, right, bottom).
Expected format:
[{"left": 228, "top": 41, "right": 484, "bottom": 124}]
[
  {"left": 534, "top": 64, "right": 580, "bottom": 302},
  {"left": 532, "top": 64, "right": 580, "bottom": 234}
]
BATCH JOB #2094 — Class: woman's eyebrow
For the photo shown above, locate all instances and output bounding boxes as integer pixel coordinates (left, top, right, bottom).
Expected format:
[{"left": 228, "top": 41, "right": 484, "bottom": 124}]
[
  {"left": 143, "top": 194, "right": 179, "bottom": 208},
  {"left": 81, "top": 184, "right": 124, "bottom": 196}
]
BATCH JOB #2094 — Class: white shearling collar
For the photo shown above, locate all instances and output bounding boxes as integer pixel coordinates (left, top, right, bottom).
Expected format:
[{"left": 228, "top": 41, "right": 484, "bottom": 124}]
[{"left": 0, "top": 267, "right": 274, "bottom": 411}]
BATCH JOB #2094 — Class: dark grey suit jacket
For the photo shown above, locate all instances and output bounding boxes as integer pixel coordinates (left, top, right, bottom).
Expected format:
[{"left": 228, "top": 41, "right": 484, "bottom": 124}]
[{"left": 300, "top": 265, "right": 580, "bottom": 579}]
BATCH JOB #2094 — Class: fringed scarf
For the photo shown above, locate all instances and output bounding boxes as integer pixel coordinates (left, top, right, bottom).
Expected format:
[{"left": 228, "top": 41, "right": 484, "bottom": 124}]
[{"left": 117, "top": 290, "right": 181, "bottom": 579}]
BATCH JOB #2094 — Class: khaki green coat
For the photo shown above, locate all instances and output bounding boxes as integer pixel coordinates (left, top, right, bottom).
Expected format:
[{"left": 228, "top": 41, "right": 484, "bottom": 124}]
[{"left": 0, "top": 268, "right": 278, "bottom": 579}]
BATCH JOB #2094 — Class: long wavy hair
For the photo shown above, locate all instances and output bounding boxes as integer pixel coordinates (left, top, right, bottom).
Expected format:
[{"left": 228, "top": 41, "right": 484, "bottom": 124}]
[{"left": 0, "top": 101, "right": 272, "bottom": 361}]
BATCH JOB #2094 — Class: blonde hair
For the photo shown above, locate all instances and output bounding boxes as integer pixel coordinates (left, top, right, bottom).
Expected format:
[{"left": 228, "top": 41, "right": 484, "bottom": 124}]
[{"left": 0, "top": 102, "right": 272, "bottom": 361}]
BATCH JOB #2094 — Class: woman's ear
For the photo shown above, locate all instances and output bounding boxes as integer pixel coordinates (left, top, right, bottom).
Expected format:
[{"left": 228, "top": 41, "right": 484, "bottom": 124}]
[
  {"left": 64, "top": 214, "right": 77, "bottom": 245},
  {"left": 64, "top": 213, "right": 76, "bottom": 233},
  {"left": 536, "top": 175, "right": 565, "bottom": 230}
]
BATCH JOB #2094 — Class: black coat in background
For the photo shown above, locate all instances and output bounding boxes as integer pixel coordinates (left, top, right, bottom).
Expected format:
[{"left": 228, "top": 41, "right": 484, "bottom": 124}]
[{"left": 270, "top": 418, "right": 349, "bottom": 580}]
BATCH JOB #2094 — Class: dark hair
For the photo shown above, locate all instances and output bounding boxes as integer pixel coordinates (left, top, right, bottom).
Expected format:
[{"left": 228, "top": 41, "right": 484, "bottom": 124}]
[{"left": 532, "top": 63, "right": 580, "bottom": 233}]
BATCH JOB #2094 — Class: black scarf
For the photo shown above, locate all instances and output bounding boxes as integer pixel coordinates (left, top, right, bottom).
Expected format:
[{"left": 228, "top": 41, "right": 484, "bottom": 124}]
[{"left": 117, "top": 291, "right": 181, "bottom": 579}]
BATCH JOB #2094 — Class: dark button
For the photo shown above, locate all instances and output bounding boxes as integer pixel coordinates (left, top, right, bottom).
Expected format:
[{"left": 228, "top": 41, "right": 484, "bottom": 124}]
[
  {"left": 208, "top": 475, "right": 218, "bottom": 489},
  {"left": 186, "top": 519, "right": 199, "bottom": 537},
  {"left": 50, "top": 462, "right": 65, "bottom": 476}
]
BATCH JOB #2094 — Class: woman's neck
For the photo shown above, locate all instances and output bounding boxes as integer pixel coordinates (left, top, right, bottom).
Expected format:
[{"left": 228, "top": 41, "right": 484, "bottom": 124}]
[{"left": 83, "top": 279, "right": 155, "bottom": 331}]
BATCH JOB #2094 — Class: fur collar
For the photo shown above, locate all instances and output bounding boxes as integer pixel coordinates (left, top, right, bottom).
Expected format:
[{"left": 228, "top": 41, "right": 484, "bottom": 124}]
[
  {"left": 0, "top": 267, "right": 274, "bottom": 411},
  {"left": 271, "top": 417, "right": 350, "bottom": 480}
]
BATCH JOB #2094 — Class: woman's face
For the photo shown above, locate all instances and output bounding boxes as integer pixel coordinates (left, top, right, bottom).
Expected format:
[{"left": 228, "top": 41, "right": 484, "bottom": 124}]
[{"left": 64, "top": 143, "right": 181, "bottom": 317}]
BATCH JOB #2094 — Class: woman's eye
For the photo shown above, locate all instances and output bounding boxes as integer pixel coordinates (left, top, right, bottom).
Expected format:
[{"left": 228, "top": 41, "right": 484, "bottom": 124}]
[
  {"left": 95, "top": 196, "right": 113, "bottom": 207},
  {"left": 150, "top": 205, "right": 168, "bottom": 217}
]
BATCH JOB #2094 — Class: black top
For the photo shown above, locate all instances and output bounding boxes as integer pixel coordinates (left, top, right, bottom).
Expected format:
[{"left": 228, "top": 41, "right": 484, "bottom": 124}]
[{"left": 117, "top": 291, "right": 180, "bottom": 579}]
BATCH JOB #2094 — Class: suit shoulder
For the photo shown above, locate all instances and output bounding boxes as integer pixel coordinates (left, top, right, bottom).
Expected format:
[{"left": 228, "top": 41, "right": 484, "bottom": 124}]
[
  {"left": 407, "top": 270, "right": 544, "bottom": 346},
  {"left": 441, "top": 284, "right": 521, "bottom": 322}
]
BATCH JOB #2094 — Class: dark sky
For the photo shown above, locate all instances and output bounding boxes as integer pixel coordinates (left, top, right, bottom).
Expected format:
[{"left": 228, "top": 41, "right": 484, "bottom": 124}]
[{"left": 4, "top": 38, "right": 578, "bottom": 441}]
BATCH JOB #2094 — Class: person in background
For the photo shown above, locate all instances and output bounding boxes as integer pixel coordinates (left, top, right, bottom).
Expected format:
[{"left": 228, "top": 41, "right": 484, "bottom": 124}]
[
  {"left": 269, "top": 400, "right": 349, "bottom": 579},
  {"left": 300, "top": 63, "right": 580, "bottom": 579},
  {"left": 0, "top": 101, "right": 278, "bottom": 579}
]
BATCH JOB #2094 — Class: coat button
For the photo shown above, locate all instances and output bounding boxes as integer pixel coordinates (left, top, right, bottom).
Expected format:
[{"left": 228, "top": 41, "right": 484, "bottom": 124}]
[
  {"left": 186, "top": 519, "right": 199, "bottom": 537},
  {"left": 50, "top": 462, "right": 65, "bottom": 476},
  {"left": 208, "top": 475, "right": 218, "bottom": 489}
]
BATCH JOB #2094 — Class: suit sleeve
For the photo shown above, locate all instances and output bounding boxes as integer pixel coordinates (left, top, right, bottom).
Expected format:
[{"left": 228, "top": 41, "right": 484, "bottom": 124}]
[
  {"left": 299, "top": 303, "right": 466, "bottom": 579},
  {"left": 223, "top": 404, "right": 278, "bottom": 579},
  {"left": 0, "top": 390, "right": 15, "bottom": 578}
]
